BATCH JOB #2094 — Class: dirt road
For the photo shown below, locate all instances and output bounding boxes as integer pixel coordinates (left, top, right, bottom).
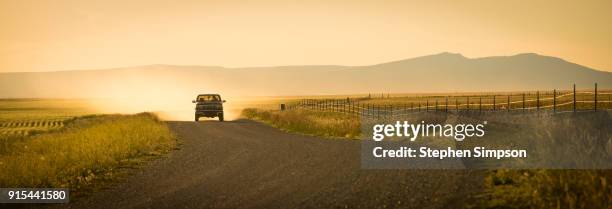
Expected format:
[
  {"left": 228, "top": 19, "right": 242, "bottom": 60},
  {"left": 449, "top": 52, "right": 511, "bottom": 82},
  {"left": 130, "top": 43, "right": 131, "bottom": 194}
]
[{"left": 55, "top": 120, "right": 485, "bottom": 209}]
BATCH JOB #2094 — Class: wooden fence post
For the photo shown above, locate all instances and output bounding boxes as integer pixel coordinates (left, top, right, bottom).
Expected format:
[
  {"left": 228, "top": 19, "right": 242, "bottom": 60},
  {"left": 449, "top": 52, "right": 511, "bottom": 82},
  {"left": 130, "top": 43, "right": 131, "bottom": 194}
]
[
  {"left": 553, "top": 89, "right": 556, "bottom": 113},
  {"left": 445, "top": 97, "right": 448, "bottom": 112},
  {"left": 467, "top": 97, "right": 470, "bottom": 111},
  {"left": 594, "top": 83, "right": 598, "bottom": 111},
  {"left": 536, "top": 91, "right": 540, "bottom": 111},
  {"left": 426, "top": 99, "right": 429, "bottom": 112},
  {"left": 322, "top": 100, "right": 325, "bottom": 111},
  {"left": 456, "top": 98, "right": 459, "bottom": 112},
  {"left": 336, "top": 99, "right": 338, "bottom": 112},
  {"left": 573, "top": 84, "right": 576, "bottom": 112},
  {"left": 323, "top": 100, "right": 326, "bottom": 111},
  {"left": 507, "top": 95, "right": 511, "bottom": 112},
  {"left": 493, "top": 95, "right": 496, "bottom": 111},
  {"left": 323, "top": 100, "right": 325, "bottom": 111},
  {"left": 435, "top": 99, "right": 438, "bottom": 112},
  {"left": 361, "top": 103, "right": 364, "bottom": 116},
  {"left": 522, "top": 93, "right": 525, "bottom": 111}
]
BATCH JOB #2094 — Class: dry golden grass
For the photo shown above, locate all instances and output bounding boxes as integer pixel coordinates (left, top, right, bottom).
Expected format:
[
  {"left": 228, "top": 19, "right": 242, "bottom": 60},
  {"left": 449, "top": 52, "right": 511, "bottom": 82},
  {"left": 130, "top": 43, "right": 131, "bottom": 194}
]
[
  {"left": 241, "top": 108, "right": 360, "bottom": 139},
  {"left": 242, "top": 106, "right": 611, "bottom": 209},
  {"left": 482, "top": 169, "right": 611, "bottom": 209},
  {"left": 0, "top": 113, "right": 175, "bottom": 188}
]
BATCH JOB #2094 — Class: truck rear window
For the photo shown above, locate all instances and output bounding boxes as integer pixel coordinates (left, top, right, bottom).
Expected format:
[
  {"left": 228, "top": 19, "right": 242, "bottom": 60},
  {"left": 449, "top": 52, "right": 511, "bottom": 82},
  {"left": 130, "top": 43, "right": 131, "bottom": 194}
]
[{"left": 196, "top": 95, "right": 221, "bottom": 102}]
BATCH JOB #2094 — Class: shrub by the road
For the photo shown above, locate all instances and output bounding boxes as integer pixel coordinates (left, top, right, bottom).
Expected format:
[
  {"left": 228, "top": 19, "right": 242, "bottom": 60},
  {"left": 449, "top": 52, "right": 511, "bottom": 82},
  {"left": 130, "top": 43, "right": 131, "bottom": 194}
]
[
  {"left": 242, "top": 108, "right": 360, "bottom": 139},
  {"left": 0, "top": 113, "right": 175, "bottom": 188},
  {"left": 482, "top": 169, "right": 611, "bottom": 209}
]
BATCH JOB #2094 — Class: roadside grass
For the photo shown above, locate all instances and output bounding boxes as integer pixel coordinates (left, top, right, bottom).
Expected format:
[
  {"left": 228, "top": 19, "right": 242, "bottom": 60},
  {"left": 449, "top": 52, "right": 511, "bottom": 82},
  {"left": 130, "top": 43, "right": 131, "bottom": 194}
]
[
  {"left": 0, "top": 113, "right": 176, "bottom": 189},
  {"left": 241, "top": 108, "right": 360, "bottom": 139},
  {"left": 480, "top": 169, "right": 611, "bottom": 209},
  {"left": 242, "top": 107, "right": 610, "bottom": 209}
]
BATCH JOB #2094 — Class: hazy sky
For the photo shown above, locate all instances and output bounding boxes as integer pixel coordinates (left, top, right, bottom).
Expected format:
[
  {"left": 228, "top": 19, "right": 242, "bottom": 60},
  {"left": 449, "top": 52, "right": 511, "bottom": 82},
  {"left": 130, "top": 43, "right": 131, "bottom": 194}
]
[{"left": 1, "top": 0, "right": 611, "bottom": 72}]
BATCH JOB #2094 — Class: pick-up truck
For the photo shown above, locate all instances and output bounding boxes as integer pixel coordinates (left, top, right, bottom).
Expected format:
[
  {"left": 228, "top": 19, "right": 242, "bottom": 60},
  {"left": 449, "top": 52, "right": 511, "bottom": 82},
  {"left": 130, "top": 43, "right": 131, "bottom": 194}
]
[{"left": 192, "top": 94, "right": 225, "bottom": 121}]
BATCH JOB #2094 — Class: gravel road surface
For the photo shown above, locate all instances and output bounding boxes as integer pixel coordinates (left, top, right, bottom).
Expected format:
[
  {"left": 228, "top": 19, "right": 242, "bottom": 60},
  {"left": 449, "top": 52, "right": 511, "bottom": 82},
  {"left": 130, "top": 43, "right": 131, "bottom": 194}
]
[{"left": 45, "top": 120, "right": 484, "bottom": 209}]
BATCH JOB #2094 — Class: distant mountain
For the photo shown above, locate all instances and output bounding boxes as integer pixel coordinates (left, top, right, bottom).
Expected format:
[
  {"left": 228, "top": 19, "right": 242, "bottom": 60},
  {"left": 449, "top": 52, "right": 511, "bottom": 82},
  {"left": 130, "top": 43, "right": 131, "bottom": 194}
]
[{"left": 0, "top": 53, "right": 610, "bottom": 98}]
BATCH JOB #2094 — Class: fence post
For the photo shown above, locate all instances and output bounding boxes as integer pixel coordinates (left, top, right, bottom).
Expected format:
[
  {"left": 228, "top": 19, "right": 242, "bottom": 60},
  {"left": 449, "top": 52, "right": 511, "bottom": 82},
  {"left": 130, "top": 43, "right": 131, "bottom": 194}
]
[
  {"left": 573, "top": 84, "right": 576, "bottom": 112},
  {"left": 522, "top": 93, "right": 525, "bottom": 111},
  {"left": 445, "top": 97, "right": 448, "bottom": 112},
  {"left": 479, "top": 97, "right": 482, "bottom": 112},
  {"left": 418, "top": 102, "right": 421, "bottom": 112},
  {"left": 536, "top": 91, "right": 540, "bottom": 111},
  {"left": 553, "top": 89, "right": 556, "bottom": 113},
  {"left": 323, "top": 100, "right": 325, "bottom": 111},
  {"left": 335, "top": 99, "right": 338, "bottom": 112},
  {"left": 322, "top": 100, "right": 325, "bottom": 111},
  {"left": 435, "top": 99, "right": 438, "bottom": 112},
  {"left": 493, "top": 95, "right": 496, "bottom": 111},
  {"left": 360, "top": 103, "right": 363, "bottom": 116},
  {"left": 467, "top": 97, "right": 470, "bottom": 111},
  {"left": 317, "top": 100, "right": 325, "bottom": 111},
  {"left": 456, "top": 98, "right": 459, "bottom": 112},
  {"left": 594, "top": 83, "right": 598, "bottom": 111},
  {"left": 507, "top": 95, "right": 511, "bottom": 112},
  {"left": 426, "top": 99, "right": 429, "bottom": 112},
  {"left": 345, "top": 100, "right": 347, "bottom": 113}
]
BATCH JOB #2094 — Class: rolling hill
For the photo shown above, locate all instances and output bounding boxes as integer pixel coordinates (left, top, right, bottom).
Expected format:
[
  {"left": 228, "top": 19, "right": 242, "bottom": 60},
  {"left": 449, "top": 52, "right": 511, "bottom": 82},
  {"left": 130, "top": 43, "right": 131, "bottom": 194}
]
[{"left": 1, "top": 52, "right": 610, "bottom": 98}]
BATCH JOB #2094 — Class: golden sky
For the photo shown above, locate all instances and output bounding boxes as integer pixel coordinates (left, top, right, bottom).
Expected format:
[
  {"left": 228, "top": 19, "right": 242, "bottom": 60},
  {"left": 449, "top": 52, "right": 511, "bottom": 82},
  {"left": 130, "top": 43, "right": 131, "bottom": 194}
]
[{"left": 1, "top": 0, "right": 611, "bottom": 72}]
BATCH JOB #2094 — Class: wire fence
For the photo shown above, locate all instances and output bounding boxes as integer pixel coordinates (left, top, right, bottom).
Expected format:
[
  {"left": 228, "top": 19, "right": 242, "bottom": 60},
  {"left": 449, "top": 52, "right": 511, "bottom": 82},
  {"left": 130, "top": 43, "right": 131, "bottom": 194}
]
[{"left": 282, "top": 83, "right": 612, "bottom": 118}]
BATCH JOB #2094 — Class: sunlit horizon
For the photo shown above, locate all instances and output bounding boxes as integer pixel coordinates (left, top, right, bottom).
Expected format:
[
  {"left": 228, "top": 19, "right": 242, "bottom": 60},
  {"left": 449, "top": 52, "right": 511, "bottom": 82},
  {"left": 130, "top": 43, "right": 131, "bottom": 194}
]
[{"left": 1, "top": 0, "right": 611, "bottom": 72}]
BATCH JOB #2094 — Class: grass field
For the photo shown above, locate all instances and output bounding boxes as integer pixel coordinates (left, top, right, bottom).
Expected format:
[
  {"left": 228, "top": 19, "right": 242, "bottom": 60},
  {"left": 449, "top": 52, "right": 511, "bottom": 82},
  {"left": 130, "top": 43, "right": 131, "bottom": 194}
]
[
  {"left": 0, "top": 99, "right": 175, "bottom": 191},
  {"left": 241, "top": 107, "right": 611, "bottom": 209},
  {"left": 242, "top": 108, "right": 360, "bottom": 138}
]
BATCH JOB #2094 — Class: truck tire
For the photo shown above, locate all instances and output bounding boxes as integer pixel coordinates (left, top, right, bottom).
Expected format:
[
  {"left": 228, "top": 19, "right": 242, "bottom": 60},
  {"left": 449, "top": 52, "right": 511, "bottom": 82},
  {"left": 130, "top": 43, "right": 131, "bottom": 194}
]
[
  {"left": 218, "top": 114, "right": 224, "bottom": 122},
  {"left": 195, "top": 115, "right": 199, "bottom": 121}
]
